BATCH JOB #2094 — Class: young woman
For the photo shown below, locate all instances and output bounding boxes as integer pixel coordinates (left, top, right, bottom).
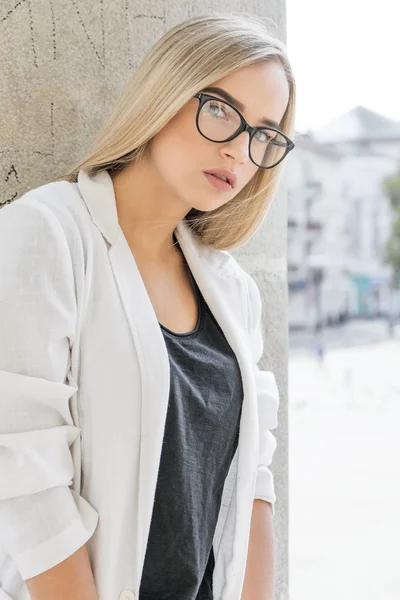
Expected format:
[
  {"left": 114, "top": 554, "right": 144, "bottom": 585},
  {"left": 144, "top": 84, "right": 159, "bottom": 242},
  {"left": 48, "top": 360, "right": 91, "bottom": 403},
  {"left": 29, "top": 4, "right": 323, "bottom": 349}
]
[{"left": 0, "top": 13, "right": 296, "bottom": 600}]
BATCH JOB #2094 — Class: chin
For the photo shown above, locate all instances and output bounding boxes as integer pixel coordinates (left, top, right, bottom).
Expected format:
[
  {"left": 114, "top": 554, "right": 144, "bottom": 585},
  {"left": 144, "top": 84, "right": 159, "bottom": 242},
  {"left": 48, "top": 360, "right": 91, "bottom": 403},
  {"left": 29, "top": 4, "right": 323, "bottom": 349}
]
[{"left": 190, "top": 196, "right": 231, "bottom": 213}]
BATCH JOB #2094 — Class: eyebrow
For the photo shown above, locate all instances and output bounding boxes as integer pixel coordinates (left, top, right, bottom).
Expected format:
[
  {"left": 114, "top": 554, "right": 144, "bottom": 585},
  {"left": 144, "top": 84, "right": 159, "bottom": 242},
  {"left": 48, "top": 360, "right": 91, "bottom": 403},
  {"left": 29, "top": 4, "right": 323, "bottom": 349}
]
[{"left": 202, "top": 86, "right": 281, "bottom": 129}]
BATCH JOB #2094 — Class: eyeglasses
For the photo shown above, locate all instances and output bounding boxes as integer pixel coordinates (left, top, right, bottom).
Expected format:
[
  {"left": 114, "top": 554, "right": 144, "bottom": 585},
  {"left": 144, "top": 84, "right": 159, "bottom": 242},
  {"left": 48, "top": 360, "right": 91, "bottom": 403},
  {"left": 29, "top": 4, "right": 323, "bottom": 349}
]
[{"left": 193, "top": 92, "right": 295, "bottom": 170}]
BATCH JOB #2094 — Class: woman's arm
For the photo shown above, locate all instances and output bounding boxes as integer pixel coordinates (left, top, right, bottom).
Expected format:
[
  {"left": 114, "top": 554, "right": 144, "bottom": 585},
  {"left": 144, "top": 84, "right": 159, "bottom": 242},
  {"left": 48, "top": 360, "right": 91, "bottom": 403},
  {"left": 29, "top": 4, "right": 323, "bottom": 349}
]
[
  {"left": 241, "top": 271, "right": 280, "bottom": 598},
  {"left": 0, "top": 199, "right": 98, "bottom": 581},
  {"left": 26, "top": 545, "right": 98, "bottom": 600},
  {"left": 241, "top": 499, "right": 275, "bottom": 600}
]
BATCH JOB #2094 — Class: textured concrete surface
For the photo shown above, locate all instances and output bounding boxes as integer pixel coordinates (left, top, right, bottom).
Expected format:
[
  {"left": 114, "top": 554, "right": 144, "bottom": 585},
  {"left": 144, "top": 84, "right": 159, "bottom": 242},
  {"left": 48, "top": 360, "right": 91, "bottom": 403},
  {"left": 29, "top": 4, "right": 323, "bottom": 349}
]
[{"left": 1, "top": 2, "right": 288, "bottom": 598}]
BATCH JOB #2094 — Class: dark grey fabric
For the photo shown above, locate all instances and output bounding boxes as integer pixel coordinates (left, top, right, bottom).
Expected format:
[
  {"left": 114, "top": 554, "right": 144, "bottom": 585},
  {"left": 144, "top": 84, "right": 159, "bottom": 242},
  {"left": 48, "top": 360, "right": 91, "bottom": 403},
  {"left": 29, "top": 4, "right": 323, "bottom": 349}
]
[{"left": 138, "top": 251, "right": 243, "bottom": 600}]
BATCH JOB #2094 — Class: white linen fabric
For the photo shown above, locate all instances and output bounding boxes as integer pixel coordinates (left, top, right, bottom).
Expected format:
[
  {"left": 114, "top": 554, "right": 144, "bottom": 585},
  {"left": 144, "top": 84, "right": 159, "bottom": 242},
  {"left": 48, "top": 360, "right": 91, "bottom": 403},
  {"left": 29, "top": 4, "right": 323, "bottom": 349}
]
[{"left": 0, "top": 168, "right": 279, "bottom": 600}]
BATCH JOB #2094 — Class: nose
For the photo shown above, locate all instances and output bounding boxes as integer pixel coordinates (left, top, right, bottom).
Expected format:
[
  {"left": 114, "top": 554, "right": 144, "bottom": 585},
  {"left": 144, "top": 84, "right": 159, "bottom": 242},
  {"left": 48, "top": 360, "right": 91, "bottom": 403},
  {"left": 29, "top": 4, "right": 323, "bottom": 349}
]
[{"left": 220, "top": 130, "right": 250, "bottom": 164}]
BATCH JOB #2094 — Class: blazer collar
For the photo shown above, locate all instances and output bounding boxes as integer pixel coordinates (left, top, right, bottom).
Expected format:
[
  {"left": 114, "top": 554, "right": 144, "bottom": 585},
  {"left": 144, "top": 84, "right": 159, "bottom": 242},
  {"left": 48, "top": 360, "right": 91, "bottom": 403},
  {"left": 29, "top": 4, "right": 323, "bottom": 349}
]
[{"left": 77, "top": 167, "right": 120, "bottom": 246}]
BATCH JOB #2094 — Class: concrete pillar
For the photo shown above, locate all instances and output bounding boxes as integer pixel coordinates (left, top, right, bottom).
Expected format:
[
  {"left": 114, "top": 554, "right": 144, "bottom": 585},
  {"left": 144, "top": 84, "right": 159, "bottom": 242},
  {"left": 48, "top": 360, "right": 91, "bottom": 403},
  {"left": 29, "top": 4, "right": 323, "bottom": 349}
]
[{"left": 1, "top": 2, "right": 288, "bottom": 598}]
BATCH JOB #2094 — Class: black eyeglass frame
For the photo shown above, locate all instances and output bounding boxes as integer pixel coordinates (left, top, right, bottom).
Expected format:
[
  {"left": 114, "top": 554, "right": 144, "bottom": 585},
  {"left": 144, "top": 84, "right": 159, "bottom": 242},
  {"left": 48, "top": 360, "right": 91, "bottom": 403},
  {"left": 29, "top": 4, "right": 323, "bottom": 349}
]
[{"left": 193, "top": 92, "right": 295, "bottom": 170}]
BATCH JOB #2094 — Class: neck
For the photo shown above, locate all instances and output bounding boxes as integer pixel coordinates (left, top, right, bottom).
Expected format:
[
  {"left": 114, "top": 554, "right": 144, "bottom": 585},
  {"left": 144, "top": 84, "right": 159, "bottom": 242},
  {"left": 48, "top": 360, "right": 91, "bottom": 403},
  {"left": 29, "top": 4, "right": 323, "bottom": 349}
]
[{"left": 110, "top": 159, "right": 189, "bottom": 263}]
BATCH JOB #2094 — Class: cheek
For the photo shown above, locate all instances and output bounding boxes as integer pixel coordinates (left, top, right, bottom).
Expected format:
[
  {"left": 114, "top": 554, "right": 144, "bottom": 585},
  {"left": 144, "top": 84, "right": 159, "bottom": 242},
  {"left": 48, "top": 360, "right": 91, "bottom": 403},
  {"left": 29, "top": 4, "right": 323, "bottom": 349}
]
[{"left": 152, "top": 119, "right": 198, "bottom": 175}]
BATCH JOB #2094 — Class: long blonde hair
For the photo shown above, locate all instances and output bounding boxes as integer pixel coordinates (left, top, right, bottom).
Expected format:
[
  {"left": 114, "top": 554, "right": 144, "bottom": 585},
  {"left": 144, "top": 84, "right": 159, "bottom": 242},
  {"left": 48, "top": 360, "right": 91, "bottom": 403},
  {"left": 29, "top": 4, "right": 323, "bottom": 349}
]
[{"left": 56, "top": 12, "right": 296, "bottom": 250}]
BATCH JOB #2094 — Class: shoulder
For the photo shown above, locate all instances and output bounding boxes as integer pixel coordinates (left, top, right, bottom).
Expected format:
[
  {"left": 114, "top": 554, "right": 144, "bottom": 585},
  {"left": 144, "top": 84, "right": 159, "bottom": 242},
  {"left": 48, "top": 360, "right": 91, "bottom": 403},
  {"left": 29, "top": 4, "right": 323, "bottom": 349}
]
[
  {"left": 201, "top": 244, "right": 261, "bottom": 330},
  {"left": 1, "top": 179, "right": 93, "bottom": 260},
  {"left": 206, "top": 244, "right": 260, "bottom": 297}
]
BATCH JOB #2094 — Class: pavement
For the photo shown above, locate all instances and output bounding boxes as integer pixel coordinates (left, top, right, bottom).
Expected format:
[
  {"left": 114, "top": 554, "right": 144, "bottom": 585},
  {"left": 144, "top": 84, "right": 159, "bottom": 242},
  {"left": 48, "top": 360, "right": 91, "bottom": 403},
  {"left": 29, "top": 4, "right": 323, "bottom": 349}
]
[{"left": 289, "top": 325, "right": 400, "bottom": 600}]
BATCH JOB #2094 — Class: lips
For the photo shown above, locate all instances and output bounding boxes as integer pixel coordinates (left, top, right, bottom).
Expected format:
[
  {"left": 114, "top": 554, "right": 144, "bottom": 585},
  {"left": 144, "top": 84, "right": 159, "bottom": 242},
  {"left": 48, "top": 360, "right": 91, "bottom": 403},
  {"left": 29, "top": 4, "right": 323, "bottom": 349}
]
[
  {"left": 203, "top": 172, "right": 233, "bottom": 191},
  {"left": 204, "top": 169, "right": 237, "bottom": 189},
  {"left": 210, "top": 173, "right": 229, "bottom": 185}
]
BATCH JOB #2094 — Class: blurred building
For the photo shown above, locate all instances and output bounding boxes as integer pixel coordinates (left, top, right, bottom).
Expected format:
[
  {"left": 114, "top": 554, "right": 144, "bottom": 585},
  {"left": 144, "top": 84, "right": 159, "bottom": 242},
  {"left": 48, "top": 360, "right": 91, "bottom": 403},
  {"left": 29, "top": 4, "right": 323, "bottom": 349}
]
[{"left": 287, "top": 106, "right": 400, "bottom": 329}]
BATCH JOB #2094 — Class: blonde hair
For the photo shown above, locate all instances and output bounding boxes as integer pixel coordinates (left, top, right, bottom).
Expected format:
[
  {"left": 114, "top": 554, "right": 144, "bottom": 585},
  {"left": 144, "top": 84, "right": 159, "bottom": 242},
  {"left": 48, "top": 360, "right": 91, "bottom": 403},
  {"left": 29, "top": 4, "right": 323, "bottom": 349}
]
[{"left": 56, "top": 12, "right": 296, "bottom": 250}]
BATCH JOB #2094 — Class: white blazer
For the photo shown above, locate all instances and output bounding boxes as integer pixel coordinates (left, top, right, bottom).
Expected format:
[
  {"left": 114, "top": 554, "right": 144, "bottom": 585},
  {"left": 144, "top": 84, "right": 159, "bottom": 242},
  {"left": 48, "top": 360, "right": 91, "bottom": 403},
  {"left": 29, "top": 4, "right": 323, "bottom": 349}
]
[{"left": 0, "top": 168, "right": 279, "bottom": 600}]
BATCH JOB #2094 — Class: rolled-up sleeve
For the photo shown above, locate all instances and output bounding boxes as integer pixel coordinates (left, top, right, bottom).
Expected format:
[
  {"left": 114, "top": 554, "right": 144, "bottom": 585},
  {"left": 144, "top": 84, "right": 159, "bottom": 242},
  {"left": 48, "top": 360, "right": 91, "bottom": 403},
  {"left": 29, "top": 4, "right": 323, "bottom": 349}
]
[
  {"left": 244, "top": 271, "right": 280, "bottom": 515},
  {"left": 0, "top": 198, "right": 99, "bottom": 580}
]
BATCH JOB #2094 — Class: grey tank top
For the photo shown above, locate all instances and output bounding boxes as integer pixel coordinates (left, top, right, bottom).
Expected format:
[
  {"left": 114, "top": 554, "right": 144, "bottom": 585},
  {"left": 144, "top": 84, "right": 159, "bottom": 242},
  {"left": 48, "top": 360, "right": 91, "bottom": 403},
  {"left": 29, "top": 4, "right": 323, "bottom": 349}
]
[{"left": 138, "top": 241, "right": 243, "bottom": 600}]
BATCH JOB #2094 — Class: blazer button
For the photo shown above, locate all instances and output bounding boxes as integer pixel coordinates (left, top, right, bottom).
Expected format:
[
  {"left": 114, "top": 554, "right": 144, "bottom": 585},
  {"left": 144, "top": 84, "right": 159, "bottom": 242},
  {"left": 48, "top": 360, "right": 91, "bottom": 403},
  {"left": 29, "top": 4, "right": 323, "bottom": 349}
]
[{"left": 119, "top": 591, "right": 136, "bottom": 600}]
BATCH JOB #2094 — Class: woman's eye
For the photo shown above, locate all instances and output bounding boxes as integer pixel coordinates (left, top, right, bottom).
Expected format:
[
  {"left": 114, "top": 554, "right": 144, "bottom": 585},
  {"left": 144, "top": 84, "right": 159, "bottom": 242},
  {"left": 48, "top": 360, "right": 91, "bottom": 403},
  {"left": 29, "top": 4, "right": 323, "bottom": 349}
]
[
  {"left": 208, "top": 102, "right": 226, "bottom": 117},
  {"left": 255, "top": 130, "right": 267, "bottom": 142},
  {"left": 255, "top": 130, "right": 273, "bottom": 143}
]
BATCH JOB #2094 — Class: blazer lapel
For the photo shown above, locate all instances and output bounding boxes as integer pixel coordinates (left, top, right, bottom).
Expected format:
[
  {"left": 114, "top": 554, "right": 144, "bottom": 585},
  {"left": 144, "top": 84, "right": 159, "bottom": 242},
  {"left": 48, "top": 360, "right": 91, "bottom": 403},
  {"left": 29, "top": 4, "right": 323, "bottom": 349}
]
[
  {"left": 77, "top": 168, "right": 259, "bottom": 590},
  {"left": 77, "top": 168, "right": 171, "bottom": 579},
  {"left": 174, "top": 221, "right": 259, "bottom": 593}
]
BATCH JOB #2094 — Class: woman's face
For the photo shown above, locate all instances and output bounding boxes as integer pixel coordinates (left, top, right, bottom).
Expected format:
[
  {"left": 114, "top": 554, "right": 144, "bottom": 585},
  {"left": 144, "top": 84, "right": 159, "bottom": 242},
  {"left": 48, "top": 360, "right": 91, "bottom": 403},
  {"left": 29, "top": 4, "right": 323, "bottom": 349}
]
[{"left": 149, "top": 60, "right": 290, "bottom": 213}]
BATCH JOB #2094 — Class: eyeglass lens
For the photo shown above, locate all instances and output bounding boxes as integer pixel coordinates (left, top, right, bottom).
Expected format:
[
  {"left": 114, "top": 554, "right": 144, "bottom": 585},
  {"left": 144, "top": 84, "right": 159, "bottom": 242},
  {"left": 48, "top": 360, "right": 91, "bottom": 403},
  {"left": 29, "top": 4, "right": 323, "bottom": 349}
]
[{"left": 198, "top": 99, "right": 288, "bottom": 168}]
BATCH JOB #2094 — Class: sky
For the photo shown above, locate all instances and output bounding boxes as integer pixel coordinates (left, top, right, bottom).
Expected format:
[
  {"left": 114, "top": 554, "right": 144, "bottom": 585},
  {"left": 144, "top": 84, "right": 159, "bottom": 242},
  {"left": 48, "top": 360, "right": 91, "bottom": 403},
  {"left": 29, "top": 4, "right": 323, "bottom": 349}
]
[{"left": 286, "top": 0, "right": 400, "bottom": 133}]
